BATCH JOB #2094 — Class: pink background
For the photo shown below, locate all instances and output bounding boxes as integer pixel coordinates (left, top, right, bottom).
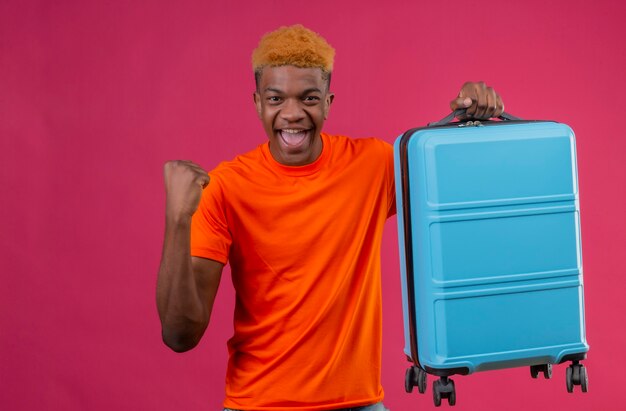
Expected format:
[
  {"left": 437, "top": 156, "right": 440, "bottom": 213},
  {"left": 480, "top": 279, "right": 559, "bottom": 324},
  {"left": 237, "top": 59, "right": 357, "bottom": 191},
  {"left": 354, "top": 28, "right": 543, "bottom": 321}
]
[{"left": 2, "top": 0, "right": 624, "bottom": 409}]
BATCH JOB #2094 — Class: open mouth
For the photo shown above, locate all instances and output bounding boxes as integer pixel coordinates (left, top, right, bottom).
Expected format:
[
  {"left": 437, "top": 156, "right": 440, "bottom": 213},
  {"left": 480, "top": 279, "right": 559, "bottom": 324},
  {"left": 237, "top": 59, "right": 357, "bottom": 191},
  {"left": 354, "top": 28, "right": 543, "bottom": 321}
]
[{"left": 278, "top": 128, "right": 311, "bottom": 149}]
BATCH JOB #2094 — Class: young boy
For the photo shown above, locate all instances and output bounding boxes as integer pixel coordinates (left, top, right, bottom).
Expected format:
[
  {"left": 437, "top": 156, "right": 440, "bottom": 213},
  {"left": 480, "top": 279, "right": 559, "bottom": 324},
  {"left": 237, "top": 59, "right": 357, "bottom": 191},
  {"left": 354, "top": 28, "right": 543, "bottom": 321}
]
[{"left": 157, "top": 24, "right": 504, "bottom": 411}]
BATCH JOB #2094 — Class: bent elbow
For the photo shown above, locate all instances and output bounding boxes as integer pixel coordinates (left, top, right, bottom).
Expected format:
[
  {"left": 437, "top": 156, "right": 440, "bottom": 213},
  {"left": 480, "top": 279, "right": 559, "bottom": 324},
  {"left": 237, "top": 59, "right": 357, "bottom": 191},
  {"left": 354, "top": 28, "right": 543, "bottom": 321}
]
[
  {"left": 161, "top": 328, "right": 202, "bottom": 353},
  {"left": 163, "top": 338, "right": 197, "bottom": 353}
]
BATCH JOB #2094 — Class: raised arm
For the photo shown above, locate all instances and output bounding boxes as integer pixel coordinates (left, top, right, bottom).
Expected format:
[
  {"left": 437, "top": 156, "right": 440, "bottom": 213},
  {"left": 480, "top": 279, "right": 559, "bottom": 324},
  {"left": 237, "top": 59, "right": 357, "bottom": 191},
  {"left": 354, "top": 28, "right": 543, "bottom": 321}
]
[{"left": 156, "top": 160, "right": 224, "bottom": 353}]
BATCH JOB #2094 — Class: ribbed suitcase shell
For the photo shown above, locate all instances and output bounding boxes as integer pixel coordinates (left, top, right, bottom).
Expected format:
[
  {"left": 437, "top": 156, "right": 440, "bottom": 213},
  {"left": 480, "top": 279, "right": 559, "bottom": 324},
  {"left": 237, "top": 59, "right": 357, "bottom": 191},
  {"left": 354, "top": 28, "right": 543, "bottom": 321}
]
[{"left": 394, "top": 120, "right": 589, "bottom": 375}]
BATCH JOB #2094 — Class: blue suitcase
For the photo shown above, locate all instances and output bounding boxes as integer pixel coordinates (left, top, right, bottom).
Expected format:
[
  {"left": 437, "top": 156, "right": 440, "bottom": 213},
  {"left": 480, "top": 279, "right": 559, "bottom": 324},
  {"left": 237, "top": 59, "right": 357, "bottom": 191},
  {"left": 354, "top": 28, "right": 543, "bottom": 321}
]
[{"left": 394, "top": 111, "right": 589, "bottom": 406}]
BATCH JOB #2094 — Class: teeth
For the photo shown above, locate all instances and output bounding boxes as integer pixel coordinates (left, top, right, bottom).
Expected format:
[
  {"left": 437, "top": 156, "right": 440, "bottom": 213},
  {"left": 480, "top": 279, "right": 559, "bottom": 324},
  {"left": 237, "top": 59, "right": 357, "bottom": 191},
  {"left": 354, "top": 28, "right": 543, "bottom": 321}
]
[{"left": 280, "top": 129, "right": 308, "bottom": 147}]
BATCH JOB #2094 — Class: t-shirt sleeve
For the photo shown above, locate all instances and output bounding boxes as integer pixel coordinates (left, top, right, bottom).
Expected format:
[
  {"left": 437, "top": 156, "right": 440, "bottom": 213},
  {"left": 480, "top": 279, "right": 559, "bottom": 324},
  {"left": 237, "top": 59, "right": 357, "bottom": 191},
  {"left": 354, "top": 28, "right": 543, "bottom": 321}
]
[
  {"left": 190, "top": 172, "right": 232, "bottom": 264},
  {"left": 383, "top": 140, "right": 397, "bottom": 218}
]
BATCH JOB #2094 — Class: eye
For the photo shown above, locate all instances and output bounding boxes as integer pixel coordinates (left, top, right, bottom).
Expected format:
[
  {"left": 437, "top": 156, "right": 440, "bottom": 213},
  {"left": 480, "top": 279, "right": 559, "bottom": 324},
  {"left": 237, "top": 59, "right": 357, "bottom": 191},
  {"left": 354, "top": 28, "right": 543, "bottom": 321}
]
[
  {"left": 267, "top": 96, "right": 282, "bottom": 103},
  {"left": 303, "top": 96, "right": 321, "bottom": 104}
]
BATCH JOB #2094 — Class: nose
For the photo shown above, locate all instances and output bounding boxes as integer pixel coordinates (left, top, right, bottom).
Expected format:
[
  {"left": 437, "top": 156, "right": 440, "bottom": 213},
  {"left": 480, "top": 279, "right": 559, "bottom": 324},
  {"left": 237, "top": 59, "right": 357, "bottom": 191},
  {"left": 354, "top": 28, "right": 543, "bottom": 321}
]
[{"left": 279, "top": 98, "right": 305, "bottom": 122}]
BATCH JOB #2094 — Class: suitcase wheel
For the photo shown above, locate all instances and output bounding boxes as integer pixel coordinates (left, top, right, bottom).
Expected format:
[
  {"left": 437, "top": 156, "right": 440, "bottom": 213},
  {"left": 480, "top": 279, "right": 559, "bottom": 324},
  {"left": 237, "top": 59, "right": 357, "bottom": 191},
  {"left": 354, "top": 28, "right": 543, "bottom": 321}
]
[
  {"left": 433, "top": 376, "right": 456, "bottom": 407},
  {"left": 404, "top": 365, "right": 427, "bottom": 394},
  {"left": 566, "top": 361, "right": 588, "bottom": 393},
  {"left": 530, "top": 363, "right": 552, "bottom": 379},
  {"left": 433, "top": 386, "right": 441, "bottom": 407},
  {"left": 566, "top": 366, "right": 574, "bottom": 392},
  {"left": 581, "top": 367, "right": 589, "bottom": 392},
  {"left": 404, "top": 367, "right": 415, "bottom": 393},
  {"left": 418, "top": 368, "right": 427, "bottom": 394}
]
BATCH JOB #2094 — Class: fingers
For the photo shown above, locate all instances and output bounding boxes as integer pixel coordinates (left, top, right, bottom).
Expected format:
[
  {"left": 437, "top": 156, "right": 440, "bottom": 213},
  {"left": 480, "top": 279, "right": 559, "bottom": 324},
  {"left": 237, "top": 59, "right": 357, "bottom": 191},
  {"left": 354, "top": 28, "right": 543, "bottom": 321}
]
[
  {"left": 466, "top": 82, "right": 487, "bottom": 119},
  {"left": 482, "top": 86, "right": 496, "bottom": 119},
  {"left": 494, "top": 94, "right": 505, "bottom": 118},
  {"left": 199, "top": 175, "right": 210, "bottom": 189},
  {"left": 450, "top": 97, "right": 473, "bottom": 112},
  {"left": 483, "top": 86, "right": 504, "bottom": 119},
  {"left": 164, "top": 160, "right": 207, "bottom": 175},
  {"left": 184, "top": 162, "right": 211, "bottom": 189},
  {"left": 452, "top": 82, "right": 504, "bottom": 120},
  {"left": 164, "top": 160, "right": 210, "bottom": 189}
]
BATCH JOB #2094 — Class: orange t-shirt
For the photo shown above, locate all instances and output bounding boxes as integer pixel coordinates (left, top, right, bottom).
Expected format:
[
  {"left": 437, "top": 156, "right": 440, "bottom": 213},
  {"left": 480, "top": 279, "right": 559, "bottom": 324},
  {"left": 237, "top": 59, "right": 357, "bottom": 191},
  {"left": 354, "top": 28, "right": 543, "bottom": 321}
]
[{"left": 191, "top": 133, "right": 396, "bottom": 410}]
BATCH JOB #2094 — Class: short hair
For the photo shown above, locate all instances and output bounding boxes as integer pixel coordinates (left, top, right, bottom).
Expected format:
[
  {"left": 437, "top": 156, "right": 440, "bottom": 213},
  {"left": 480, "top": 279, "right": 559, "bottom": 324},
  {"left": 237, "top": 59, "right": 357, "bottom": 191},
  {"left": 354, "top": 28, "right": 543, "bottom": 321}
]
[{"left": 252, "top": 24, "right": 335, "bottom": 90}]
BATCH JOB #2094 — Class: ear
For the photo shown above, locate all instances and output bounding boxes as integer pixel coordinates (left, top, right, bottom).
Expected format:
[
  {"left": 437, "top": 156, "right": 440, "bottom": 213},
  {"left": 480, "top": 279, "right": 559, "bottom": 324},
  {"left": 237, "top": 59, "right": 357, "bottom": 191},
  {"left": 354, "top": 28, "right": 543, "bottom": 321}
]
[
  {"left": 253, "top": 91, "right": 262, "bottom": 118},
  {"left": 323, "top": 93, "right": 335, "bottom": 120}
]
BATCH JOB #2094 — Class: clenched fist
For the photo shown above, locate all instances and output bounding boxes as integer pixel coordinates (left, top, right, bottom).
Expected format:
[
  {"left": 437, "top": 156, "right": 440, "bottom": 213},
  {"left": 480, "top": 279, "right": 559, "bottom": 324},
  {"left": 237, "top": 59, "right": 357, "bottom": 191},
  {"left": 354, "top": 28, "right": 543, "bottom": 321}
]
[
  {"left": 163, "top": 160, "right": 210, "bottom": 221},
  {"left": 450, "top": 81, "right": 504, "bottom": 120}
]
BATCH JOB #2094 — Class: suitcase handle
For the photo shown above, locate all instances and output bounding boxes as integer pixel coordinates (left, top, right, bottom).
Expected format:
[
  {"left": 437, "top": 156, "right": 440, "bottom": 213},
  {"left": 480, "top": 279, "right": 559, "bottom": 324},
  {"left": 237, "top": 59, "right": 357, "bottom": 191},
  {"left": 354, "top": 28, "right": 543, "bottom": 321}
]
[{"left": 428, "top": 109, "right": 522, "bottom": 127}]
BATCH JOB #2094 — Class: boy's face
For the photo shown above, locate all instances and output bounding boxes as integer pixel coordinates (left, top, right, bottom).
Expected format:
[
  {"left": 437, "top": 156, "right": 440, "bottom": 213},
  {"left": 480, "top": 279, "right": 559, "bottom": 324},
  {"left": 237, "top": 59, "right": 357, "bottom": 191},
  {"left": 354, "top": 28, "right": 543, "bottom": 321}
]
[{"left": 254, "top": 65, "right": 334, "bottom": 166}]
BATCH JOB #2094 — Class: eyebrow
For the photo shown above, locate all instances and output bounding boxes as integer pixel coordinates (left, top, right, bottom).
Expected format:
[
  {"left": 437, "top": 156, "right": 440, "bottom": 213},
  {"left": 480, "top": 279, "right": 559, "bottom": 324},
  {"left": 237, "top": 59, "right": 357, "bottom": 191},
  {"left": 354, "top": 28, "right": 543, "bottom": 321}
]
[
  {"left": 263, "top": 87, "right": 323, "bottom": 94},
  {"left": 264, "top": 87, "right": 284, "bottom": 94},
  {"left": 301, "top": 88, "right": 322, "bottom": 94}
]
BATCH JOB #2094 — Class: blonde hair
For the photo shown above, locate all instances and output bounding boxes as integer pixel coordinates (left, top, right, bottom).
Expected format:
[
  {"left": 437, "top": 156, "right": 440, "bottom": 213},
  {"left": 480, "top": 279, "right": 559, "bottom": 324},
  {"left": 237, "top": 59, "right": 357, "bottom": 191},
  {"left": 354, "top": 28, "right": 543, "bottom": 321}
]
[{"left": 252, "top": 24, "right": 335, "bottom": 85}]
